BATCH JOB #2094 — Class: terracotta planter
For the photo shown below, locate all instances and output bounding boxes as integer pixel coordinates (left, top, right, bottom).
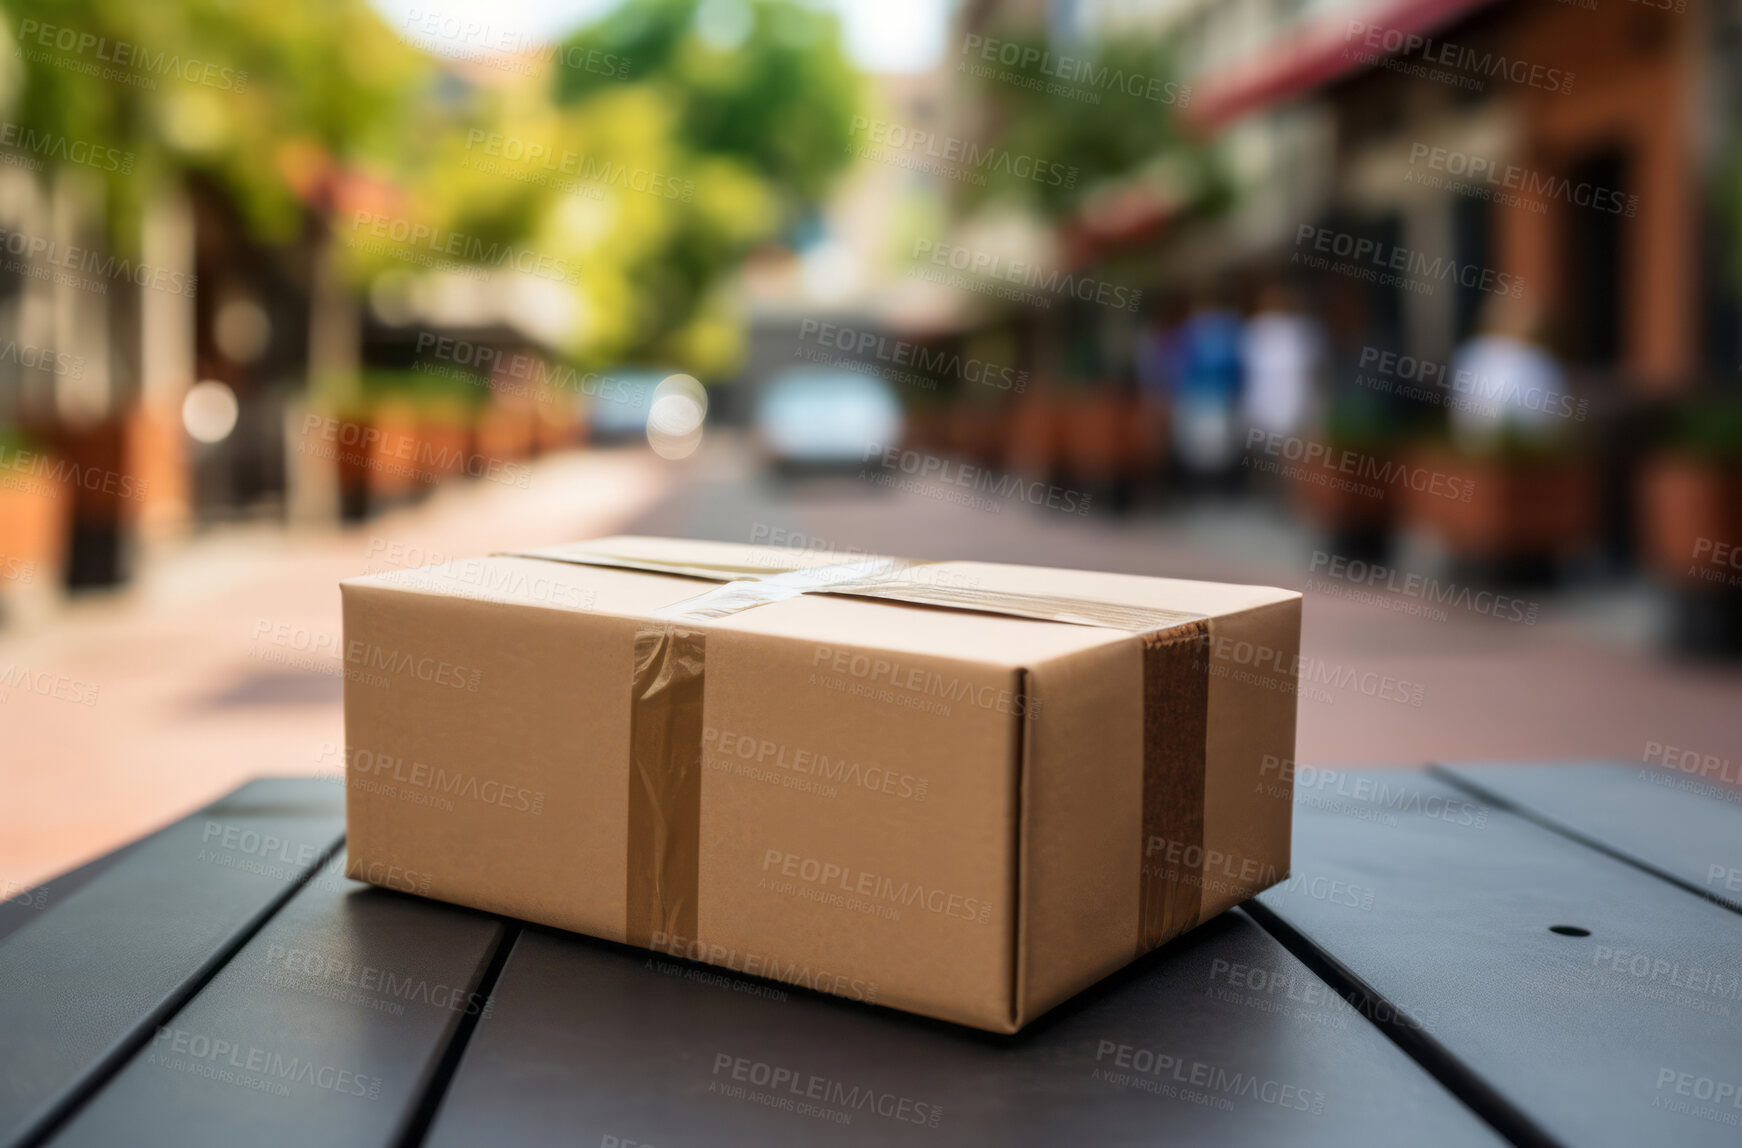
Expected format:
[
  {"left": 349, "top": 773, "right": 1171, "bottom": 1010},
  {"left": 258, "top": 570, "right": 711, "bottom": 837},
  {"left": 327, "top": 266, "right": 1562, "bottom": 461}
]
[
  {"left": 1128, "top": 394, "right": 1167, "bottom": 479},
  {"left": 0, "top": 461, "right": 71, "bottom": 587},
  {"left": 414, "top": 419, "right": 473, "bottom": 481},
  {"left": 1056, "top": 392, "right": 1125, "bottom": 484},
  {"left": 330, "top": 417, "right": 374, "bottom": 516},
  {"left": 902, "top": 408, "right": 948, "bottom": 454},
  {"left": 34, "top": 418, "right": 140, "bottom": 586},
  {"left": 124, "top": 404, "right": 190, "bottom": 540},
  {"left": 1638, "top": 456, "right": 1742, "bottom": 588},
  {"left": 471, "top": 406, "right": 537, "bottom": 467},
  {"left": 533, "top": 404, "right": 578, "bottom": 454},
  {"left": 944, "top": 401, "right": 1009, "bottom": 468},
  {"left": 366, "top": 405, "right": 423, "bottom": 498},
  {"left": 1401, "top": 449, "right": 1595, "bottom": 563},
  {"left": 1288, "top": 450, "right": 1396, "bottom": 537},
  {"left": 1005, "top": 391, "right": 1059, "bottom": 478}
]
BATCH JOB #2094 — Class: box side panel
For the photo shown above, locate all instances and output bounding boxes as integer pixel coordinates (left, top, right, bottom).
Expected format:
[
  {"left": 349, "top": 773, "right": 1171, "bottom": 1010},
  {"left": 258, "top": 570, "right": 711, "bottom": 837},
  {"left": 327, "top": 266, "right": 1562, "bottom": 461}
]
[
  {"left": 1199, "top": 597, "right": 1302, "bottom": 916},
  {"left": 342, "top": 583, "right": 634, "bottom": 939},
  {"left": 691, "top": 625, "right": 1023, "bottom": 1032},
  {"left": 1015, "top": 639, "right": 1145, "bottom": 1026}
]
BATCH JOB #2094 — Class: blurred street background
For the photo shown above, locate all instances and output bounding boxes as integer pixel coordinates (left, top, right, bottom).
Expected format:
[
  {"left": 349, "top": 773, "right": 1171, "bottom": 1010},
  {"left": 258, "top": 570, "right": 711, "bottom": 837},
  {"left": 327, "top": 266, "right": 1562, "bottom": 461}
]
[{"left": 2, "top": 0, "right": 1741, "bottom": 893}]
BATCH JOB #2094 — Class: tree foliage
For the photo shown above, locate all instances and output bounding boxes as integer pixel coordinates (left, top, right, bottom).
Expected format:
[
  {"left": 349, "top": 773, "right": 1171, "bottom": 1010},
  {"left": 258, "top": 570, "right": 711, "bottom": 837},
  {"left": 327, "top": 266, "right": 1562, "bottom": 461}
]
[{"left": 0, "top": 0, "right": 861, "bottom": 376}]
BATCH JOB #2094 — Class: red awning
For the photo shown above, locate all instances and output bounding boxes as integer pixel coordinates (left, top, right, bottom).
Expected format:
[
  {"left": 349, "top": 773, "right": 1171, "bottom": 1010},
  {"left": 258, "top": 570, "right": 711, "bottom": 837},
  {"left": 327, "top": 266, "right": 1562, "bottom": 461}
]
[{"left": 1185, "top": 0, "right": 1501, "bottom": 134}]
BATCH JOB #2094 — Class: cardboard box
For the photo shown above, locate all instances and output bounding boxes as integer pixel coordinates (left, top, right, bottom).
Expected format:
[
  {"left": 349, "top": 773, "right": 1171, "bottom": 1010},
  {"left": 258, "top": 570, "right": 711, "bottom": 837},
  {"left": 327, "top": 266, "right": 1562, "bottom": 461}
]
[{"left": 341, "top": 536, "right": 1300, "bottom": 1033}]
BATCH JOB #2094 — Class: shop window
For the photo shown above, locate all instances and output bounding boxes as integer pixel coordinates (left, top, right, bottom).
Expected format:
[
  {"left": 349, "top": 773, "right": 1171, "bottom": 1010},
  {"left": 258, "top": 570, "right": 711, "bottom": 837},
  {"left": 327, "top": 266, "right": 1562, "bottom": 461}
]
[
  {"left": 1451, "top": 192, "right": 1492, "bottom": 344},
  {"left": 1562, "top": 149, "right": 1628, "bottom": 365}
]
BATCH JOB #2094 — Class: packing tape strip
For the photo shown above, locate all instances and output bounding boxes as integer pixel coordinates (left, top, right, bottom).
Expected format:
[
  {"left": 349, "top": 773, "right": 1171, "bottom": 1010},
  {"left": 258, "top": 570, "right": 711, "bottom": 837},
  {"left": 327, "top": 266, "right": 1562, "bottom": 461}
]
[
  {"left": 1139, "top": 621, "right": 1211, "bottom": 955},
  {"left": 625, "top": 623, "right": 705, "bottom": 948},
  {"left": 501, "top": 547, "right": 1214, "bottom": 957}
]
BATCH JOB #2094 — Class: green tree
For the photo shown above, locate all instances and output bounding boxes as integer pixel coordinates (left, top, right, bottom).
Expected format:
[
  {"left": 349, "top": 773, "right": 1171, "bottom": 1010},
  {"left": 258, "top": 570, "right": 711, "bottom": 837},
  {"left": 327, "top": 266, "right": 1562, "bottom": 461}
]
[
  {"left": 1, "top": 0, "right": 434, "bottom": 247},
  {"left": 955, "top": 33, "right": 1213, "bottom": 221},
  {"left": 549, "top": 0, "right": 861, "bottom": 368}
]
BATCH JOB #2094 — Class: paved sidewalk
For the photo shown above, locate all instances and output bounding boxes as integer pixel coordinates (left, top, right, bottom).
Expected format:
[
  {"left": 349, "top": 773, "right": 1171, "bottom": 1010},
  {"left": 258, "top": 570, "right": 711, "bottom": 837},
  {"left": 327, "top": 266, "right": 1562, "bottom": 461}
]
[
  {"left": 0, "top": 448, "right": 671, "bottom": 892},
  {"left": 621, "top": 441, "right": 1742, "bottom": 775},
  {"left": 7, "top": 435, "right": 1740, "bottom": 895}
]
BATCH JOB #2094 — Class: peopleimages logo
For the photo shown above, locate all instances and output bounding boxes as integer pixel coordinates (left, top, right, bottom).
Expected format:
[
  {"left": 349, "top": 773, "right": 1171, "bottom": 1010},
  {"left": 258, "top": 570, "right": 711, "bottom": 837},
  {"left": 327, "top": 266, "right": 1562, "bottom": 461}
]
[
  {"left": 250, "top": 619, "right": 483, "bottom": 691},
  {"left": 1653, "top": 1067, "right": 1742, "bottom": 1125},
  {"left": 345, "top": 745, "right": 546, "bottom": 815},
  {"left": 0, "top": 554, "right": 34, "bottom": 585},
  {"left": 1198, "top": 633, "right": 1427, "bottom": 708},
  {"left": 1245, "top": 429, "right": 1475, "bottom": 503},
  {"left": 461, "top": 130, "right": 692, "bottom": 202},
  {"left": 0, "top": 444, "right": 147, "bottom": 502},
  {"left": 0, "top": 122, "right": 134, "bottom": 174},
  {"left": 812, "top": 639, "right": 1043, "bottom": 718},
  {"left": 761, "top": 848, "right": 995, "bottom": 925},
  {"left": 1642, "top": 741, "right": 1742, "bottom": 786},
  {"left": 849, "top": 115, "right": 1078, "bottom": 188},
  {"left": 1692, "top": 536, "right": 1742, "bottom": 572},
  {"left": 401, "top": 9, "right": 630, "bottom": 78},
  {"left": 1294, "top": 224, "right": 1524, "bottom": 298},
  {"left": 1592, "top": 945, "right": 1742, "bottom": 1005},
  {"left": 1143, "top": 836, "right": 1281, "bottom": 899},
  {"left": 1092, "top": 1041, "right": 1327, "bottom": 1114},
  {"left": 413, "top": 332, "right": 647, "bottom": 406},
  {"left": 797, "top": 319, "right": 1028, "bottom": 392},
  {"left": 911, "top": 239, "right": 1142, "bottom": 312},
  {"left": 1406, "top": 144, "right": 1636, "bottom": 217},
  {"left": 14, "top": 19, "right": 249, "bottom": 92},
  {"left": 1308, "top": 549, "right": 1540, "bottom": 625},
  {"left": 703, "top": 726, "right": 930, "bottom": 802},
  {"left": 0, "top": 664, "right": 100, "bottom": 706},
  {"left": 863, "top": 444, "right": 1092, "bottom": 516},
  {"left": 647, "top": 930, "right": 879, "bottom": 1002},
  {"left": 149, "top": 1026, "right": 382, "bottom": 1101},
  {"left": 347, "top": 211, "right": 579, "bottom": 285},
  {"left": 0, "top": 225, "right": 197, "bottom": 298},
  {"left": 299, "top": 414, "right": 533, "bottom": 490},
  {"left": 958, "top": 34, "right": 1190, "bottom": 107},
  {"left": 1208, "top": 957, "right": 1438, "bottom": 1033},
  {"left": 1343, "top": 20, "right": 1574, "bottom": 94},
  {"left": 261, "top": 943, "right": 496, "bottom": 1018},
  {"left": 0, "top": 338, "right": 85, "bottom": 379},
  {"left": 711, "top": 1053, "right": 944, "bottom": 1128},
  {"left": 1355, "top": 346, "right": 1588, "bottom": 423},
  {"left": 1260, "top": 756, "right": 1489, "bottom": 828}
]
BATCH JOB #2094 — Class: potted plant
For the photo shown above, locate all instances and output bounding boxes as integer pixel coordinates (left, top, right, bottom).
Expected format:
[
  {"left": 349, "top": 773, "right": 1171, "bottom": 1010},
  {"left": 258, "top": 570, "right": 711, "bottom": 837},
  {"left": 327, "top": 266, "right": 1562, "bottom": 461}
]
[
  {"left": 1400, "top": 425, "right": 1596, "bottom": 581},
  {"left": 1288, "top": 393, "right": 1401, "bottom": 560},
  {"left": 944, "top": 386, "right": 1013, "bottom": 470},
  {"left": 901, "top": 378, "right": 951, "bottom": 455},
  {"left": 471, "top": 399, "right": 539, "bottom": 469},
  {"left": 343, "top": 370, "right": 490, "bottom": 511},
  {"left": 1005, "top": 384, "right": 1060, "bottom": 482},
  {"left": 370, "top": 397, "right": 424, "bottom": 499},
  {"left": 0, "top": 427, "right": 71, "bottom": 595},
  {"left": 1637, "top": 397, "right": 1742, "bottom": 655}
]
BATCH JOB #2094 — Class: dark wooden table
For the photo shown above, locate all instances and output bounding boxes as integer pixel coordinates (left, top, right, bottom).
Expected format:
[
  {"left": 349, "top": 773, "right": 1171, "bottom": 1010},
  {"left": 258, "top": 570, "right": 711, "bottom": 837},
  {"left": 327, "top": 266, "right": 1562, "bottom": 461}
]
[{"left": 2, "top": 762, "right": 1739, "bottom": 1147}]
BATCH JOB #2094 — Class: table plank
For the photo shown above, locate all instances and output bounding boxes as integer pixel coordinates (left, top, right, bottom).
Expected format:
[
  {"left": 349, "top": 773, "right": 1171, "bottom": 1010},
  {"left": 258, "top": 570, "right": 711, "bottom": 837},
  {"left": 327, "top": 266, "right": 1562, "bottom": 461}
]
[
  {"left": 0, "top": 843, "right": 143, "bottom": 950},
  {"left": 44, "top": 851, "right": 507, "bottom": 1148},
  {"left": 420, "top": 911, "right": 1506, "bottom": 1148},
  {"left": 1433, "top": 760, "right": 1742, "bottom": 914},
  {"left": 0, "top": 778, "right": 344, "bottom": 1148},
  {"left": 1255, "top": 769, "right": 1742, "bottom": 1148}
]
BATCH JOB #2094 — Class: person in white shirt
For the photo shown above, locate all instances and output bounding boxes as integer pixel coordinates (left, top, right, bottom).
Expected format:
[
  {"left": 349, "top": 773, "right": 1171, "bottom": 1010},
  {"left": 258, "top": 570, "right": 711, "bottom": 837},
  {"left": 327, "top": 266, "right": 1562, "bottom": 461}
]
[
  {"left": 1240, "top": 283, "right": 1325, "bottom": 440},
  {"left": 1447, "top": 297, "right": 1569, "bottom": 453}
]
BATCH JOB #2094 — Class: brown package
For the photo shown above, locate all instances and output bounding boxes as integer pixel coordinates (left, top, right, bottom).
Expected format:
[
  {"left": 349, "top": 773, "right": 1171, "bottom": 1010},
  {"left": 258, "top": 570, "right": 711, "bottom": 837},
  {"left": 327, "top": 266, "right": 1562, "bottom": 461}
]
[{"left": 340, "top": 535, "right": 1301, "bottom": 1033}]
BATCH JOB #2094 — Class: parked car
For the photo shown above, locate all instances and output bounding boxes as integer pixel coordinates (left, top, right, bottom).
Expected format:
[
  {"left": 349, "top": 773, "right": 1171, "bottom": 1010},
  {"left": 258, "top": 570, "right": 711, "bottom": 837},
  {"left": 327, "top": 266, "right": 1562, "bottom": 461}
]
[
  {"left": 585, "top": 369, "right": 669, "bottom": 443},
  {"left": 753, "top": 368, "right": 902, "bottom": 473}
]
